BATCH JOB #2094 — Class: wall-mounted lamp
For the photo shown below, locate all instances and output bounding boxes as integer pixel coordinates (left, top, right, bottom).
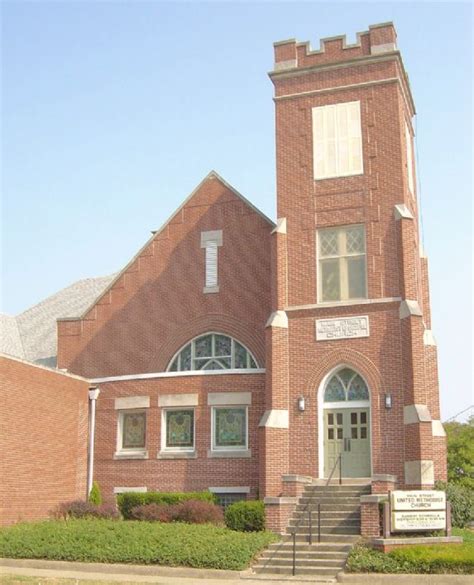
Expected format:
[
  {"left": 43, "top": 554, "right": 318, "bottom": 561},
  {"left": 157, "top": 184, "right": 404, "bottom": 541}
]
[
  {"left": 298, "top": 396, "right": 306, "bottom": 412},
  {"left": 385, "top": 393, "right": 392, "bottom": 409}
]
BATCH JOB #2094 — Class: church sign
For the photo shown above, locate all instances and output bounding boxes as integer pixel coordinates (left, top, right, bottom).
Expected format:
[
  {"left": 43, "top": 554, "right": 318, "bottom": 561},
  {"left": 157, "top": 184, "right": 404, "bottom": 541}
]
[
  {"left": 390, "top": 490, "right": 447, "bottom": 532},
  {"left": 316, "top": 316, "right": 369, "bottom": 341}
]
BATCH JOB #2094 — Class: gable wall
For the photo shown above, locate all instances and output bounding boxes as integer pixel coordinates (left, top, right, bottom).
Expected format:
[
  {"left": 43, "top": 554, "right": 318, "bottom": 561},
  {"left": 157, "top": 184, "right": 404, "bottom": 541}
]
[{"left": 57, "top": 176, "right": 272, "bottom": 379}]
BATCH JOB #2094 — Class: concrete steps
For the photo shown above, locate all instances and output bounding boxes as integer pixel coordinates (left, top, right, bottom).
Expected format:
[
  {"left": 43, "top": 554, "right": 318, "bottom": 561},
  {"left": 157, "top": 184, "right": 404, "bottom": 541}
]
[{"left": 252, "top": 481, "right": 370, "bottom": 578}]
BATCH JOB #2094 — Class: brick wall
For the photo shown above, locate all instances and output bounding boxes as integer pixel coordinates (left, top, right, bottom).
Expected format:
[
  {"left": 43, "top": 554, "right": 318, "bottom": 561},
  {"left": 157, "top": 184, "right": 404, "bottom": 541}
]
[{"left": 0, "top": 355, "right": 89, "bottom": 525}]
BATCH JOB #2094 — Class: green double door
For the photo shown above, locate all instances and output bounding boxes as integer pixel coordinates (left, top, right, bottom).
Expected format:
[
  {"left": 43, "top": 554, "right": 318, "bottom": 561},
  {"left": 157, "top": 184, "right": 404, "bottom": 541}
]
[{"left": 324, "top": 408, "right": 371, "bottom": 478}]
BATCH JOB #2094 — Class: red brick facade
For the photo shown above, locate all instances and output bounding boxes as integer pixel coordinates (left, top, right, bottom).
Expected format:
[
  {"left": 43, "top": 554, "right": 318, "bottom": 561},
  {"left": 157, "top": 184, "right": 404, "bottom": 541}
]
[
  {"left": 0, "top": 355, "right": 89, "bottom": 525},
  {"left": 56, "top": 22, "right": 446, "bottom": 524}
]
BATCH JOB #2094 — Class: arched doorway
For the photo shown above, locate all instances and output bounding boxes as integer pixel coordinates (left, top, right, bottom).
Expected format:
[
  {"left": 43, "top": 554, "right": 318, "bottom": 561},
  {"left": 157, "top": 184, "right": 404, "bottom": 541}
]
[{"left": 319, "top": 366, "right": 371, "bottom": 479}]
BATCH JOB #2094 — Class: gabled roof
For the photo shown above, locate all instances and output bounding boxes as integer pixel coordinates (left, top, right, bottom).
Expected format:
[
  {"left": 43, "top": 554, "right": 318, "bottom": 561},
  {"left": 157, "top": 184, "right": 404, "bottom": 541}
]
[
  {"left": 1, "top": 275, "right": 115, "bottom": 366},
  {"left": 65, "top": 171, "right": 275, "bottom": 323}
]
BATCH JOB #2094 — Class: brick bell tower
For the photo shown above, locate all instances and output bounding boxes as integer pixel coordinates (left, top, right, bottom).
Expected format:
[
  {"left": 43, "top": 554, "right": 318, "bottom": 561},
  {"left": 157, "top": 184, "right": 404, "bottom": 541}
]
[{"left": 261, "top": 22, "right": 446, "bottom": 530}]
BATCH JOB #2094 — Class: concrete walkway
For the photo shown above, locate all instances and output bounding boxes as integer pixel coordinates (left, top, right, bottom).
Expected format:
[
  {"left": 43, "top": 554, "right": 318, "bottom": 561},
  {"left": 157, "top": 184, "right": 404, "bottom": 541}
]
[{"left": 1, "top": 559, "right": 473, "bottom": 585}]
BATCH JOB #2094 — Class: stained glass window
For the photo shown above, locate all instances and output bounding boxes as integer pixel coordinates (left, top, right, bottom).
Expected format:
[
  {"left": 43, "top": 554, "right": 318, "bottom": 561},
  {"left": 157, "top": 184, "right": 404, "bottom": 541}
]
[
  {"left": 214, "top": 407, "right": 247, "bottom": 449},
  {"left": 168, "top": 334, "right": 258, "bottom": 372},
  {"left": 121, "top": 412, "right": 146, "bottom": 449},
  {"left": 165, "top": 410, "right": 194, "bottom": 449},
  {"left": 324, "top": 368, "right": 369, "bottom": 403}
]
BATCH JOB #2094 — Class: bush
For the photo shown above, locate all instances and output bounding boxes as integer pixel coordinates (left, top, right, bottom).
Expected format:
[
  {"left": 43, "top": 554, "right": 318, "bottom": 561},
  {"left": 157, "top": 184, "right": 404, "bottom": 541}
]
[
  {"left": 117, "top": 491, "right": 216, "bottom": 519},
  {"left": 131, "top": 500, "right": 224, "bottom": 525},
  {"left": 53, "top": 500, "right": 119, "bottom": 520},
  {"left": 436, "top": 481, "right": 474, "bottom": 528},
  {"left": 131, "top": 503, "right": 177, "bottom": 523},
  {"left": 88, "top": 481, "right": 102, "bottom": 506},
  {"left": 0, "top": 519, "right": 278, "bottom": 570},
  {"left": 174, "top": 500, "right": 224, "bottom": 525},
  {"left": 225, "top": 500, "right": 265, "bottom": 532}
]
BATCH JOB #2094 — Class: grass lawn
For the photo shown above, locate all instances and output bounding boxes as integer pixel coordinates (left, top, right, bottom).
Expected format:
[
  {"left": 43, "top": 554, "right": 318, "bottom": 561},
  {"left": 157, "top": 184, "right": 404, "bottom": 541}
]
[
  {"left": 0, "top": 519, "right": 278, "bottom": 571},
  {"left": 346, "top": 528, "right": 474, "bottom": 574}
]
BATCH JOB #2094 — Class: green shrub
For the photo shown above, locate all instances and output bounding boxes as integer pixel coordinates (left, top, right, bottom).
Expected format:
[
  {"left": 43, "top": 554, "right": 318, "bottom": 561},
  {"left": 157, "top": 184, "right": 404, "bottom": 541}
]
[
  {"left": 225, "top": 500, "right": 265, "bottom": 532},
  {"left": 436, "top": 481, "right": 474, "bottom": 528},
  {"left": 88, "top": 481, "right": 102, "bottom": 506},
  {"left": 117, "top": 491, "right": 217, "bottom": 519},
  {"left": 131, "top": 500, "right": 224, "bottom": 525},
  {"left": 0, "top": 519, "right": 278, "bottom": 570}
]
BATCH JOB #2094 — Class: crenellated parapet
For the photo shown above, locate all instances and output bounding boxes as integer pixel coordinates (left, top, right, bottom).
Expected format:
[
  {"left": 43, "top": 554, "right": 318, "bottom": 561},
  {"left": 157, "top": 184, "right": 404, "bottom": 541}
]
[{"left": 273, "top": 22, "right": 397, "bottom": 72}]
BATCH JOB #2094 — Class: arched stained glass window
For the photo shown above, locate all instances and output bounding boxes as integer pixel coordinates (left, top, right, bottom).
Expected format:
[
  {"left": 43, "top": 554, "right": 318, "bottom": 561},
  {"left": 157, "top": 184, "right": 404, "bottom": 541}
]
[
  {"left": 324, "top": 367, "right": 369, "bottom": 402},
  {"left": 167, "top": 333, "right": 258, "bottom": 372}
]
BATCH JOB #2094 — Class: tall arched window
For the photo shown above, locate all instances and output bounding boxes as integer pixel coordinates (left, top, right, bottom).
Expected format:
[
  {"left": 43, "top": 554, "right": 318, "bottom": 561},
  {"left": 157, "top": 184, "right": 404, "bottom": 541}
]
[
  {"left": 167, "top": 333, "right": 259, "bottom": 372},
  {"left": 324, "top": 367, "right": 369, "bottom": 402}
]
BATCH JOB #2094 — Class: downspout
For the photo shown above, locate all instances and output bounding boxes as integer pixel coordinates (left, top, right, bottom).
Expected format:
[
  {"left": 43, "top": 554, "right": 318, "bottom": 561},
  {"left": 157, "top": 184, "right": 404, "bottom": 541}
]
[{"left": 87, "top": 386, "right": 100, "bottom": 496}]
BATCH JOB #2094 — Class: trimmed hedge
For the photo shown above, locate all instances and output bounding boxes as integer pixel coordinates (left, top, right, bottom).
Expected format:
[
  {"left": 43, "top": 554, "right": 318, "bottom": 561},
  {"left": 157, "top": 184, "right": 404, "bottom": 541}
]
[
  {"left": 346, "top": 529, "right": 474, "bottom": 575},
  {"left": 117, "top": 491, "right": 217, "bottom": 519},
  {"left": 0, "top": 519, "right": 278, "bottom": 570},
  {"left": 225, "top": 500, "right": 265, "bottom": 532}
]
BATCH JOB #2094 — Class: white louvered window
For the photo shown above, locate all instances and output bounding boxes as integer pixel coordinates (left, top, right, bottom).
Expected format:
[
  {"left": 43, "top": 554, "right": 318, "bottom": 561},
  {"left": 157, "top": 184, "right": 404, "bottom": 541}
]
[
  {"left": 205, "top": 241, "right": 218, "bottom": 288},
  {"left": 405, "top": 122, "right": 415, "bottom": 195},
  {"left": 312, "top": 101, "right": 363, "bottom": 180},
  {"left": 318, "top": 225, "right": 367, "bottom": 302}
]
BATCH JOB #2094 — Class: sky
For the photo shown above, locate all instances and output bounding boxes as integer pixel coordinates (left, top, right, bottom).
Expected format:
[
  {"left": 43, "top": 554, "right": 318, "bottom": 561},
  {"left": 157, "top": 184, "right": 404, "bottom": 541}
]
[{"left": 1, "top": 1, "right": 472, "bottom": 421}]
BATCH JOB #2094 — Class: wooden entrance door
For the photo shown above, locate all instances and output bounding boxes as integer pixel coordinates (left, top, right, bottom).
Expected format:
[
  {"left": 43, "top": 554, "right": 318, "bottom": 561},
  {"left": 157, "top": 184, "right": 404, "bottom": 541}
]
[{"left": 324, "top": 408, "right": 370, "bottom": 478}]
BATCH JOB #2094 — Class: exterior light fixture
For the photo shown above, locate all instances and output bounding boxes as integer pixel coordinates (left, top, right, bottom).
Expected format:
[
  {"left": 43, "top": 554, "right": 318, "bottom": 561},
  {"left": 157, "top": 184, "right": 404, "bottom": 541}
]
[
  {"left": 385, "top": 393, "right": 392, "bottom": 409},
  {"left": 298, "top": 396, "right": 305, "bottom": 412}
]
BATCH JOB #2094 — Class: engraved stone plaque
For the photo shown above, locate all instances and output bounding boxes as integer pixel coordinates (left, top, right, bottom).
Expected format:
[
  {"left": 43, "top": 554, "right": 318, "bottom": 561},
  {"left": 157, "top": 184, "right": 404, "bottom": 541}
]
[{"left": 316, "top": 316, "right": 369, "bottom": 341}]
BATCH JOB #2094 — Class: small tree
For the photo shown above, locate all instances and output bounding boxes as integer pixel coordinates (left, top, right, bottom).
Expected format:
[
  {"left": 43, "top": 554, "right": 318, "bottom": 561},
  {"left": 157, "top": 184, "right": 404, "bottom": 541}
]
[
  {"left": 88, "top": 481, "right": 102, "bottom": 506},
  {"left": 444, "top": 415, "right": 474, "bottom": 489}
]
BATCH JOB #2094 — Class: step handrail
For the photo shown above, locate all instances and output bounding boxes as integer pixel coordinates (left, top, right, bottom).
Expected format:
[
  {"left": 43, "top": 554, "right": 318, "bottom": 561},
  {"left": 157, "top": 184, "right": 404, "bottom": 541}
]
[{"left": 326, "top": 453, "right": 342, "bottom": 486}]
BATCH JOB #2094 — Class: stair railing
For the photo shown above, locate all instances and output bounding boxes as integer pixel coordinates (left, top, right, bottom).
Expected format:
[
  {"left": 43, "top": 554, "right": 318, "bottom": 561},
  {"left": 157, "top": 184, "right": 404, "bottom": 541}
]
[{"left": 326, "top": 453, "right": 342, "bottom": 486}]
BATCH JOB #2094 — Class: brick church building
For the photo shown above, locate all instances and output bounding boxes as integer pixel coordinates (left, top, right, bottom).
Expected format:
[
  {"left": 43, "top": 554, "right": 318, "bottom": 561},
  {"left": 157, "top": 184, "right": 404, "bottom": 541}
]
[{"left": 50, "top": 22, "right": 446, "bottom": 532}]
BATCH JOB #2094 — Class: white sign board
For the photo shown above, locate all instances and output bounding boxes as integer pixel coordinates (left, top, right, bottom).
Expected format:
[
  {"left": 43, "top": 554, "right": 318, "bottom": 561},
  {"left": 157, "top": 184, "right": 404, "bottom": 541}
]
[
  {"left": 391, "top": 490, "right": 445, "bottom": 511},
  {"left": 316, "top": 316, "right": 369, "bottom": 341},
  {"left": 392, "top": 511, "right": 446, "bottom": 531}
]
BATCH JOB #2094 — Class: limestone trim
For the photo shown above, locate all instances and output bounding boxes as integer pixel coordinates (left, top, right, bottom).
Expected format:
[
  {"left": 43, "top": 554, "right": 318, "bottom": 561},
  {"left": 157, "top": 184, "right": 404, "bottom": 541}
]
[
  {"left": 113, "top": 487, "right": 147, "bottom": 494},
  {"left": 273, "top": 77, "right": 399, "bottom": 102},
  {"left": 259, "top": 409, "right": 289, "bottom": 429},
  {"left": 265, "top": 310, "right": 288, "bottom": 328},
  {"left": 200, "top": 230, "right": 223, "bottom": 247},
  {"left": 404, "top": 460, "right": 435, "bottom": 486},
  {"left": 113, "top": 451, "right": 149, "bottom": 460},
  {"left": 274, "top": 60, "right": 297, "bottom": 71},
  {"left": 115, "top": 396, "right": 150, "bottom": 410},
  {"left": 207, "top": 449, "right": 251, "bottom": 459},
  {"left": 399, "top": 300, "right": 422, "bottom": 319},
  {"left": 203, "top": 285, "right": 220, "bottom": 294},
  {"left": 423, "top": 329, "right": 437, "bottom": 346},
  {"left": 371, "top": 42, "right": 397, "bottom": 54},
  {"left": 157, "top": 451, "right": 197, "bottom": 459},
  {"left": 271, "top": 217, "right": 287, "bottom": 234},
  {"left": 432, "top": 420, "right": 447, "bottom": 437},
  {"left": 360, "top": 494, "right": 388, "bottom": 503},
  {"left": 403, "top": 404, "right": 432, "bottom": 425},
  {"left": 209, "top": 486, "right": 251, "bottom": 493},
  {"left": 282, "top": 475, "right": 313, "bottom": 484},
  {"left": 372, "top": 474, "right": 397, "bottom": 483},
  {"left": 91, "top": 369, "right": 266, "bottom": 384},
  {"left": 207, "top": 392, "right": 252, "bottom": 406},
  {"left": 285, "top": 297, "right": 401, "bottom": 312},
  {"left": 394, "top": 203, "right": 414, "bottom": 220},
  {"left": 158, "top": 393, "right": 198, "bottom": 407},
  {"left": 263, "top": 497, "right": 297, "bottom": 505}
]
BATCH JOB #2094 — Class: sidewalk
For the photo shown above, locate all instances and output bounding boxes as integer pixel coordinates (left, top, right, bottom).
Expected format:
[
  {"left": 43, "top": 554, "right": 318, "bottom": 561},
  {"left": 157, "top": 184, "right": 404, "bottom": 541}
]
[{"left": 1, "top": 558, "right": 473, "bottom": 585}]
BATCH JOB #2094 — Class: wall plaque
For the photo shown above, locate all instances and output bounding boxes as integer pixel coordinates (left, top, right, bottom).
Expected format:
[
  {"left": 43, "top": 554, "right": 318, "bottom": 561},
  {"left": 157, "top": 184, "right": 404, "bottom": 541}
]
[
  {"left": 392, "top": 511, "right": 446, "bottom": 531},
  {"left": 316, "top": 316, "right": 369, "bottom": 341},
  {"left": 391, "top": 490, "right": 445, "bottom": 511}
]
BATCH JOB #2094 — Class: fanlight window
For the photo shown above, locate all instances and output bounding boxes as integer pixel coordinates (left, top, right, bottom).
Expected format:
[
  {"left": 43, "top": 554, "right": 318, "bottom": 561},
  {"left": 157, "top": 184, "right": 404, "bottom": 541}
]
[
  {"left": 324, "top": 368, "right": 369, "bottom": 402},
  {"left": 168, "top": 333, "right": 258, "bottom": 372}
]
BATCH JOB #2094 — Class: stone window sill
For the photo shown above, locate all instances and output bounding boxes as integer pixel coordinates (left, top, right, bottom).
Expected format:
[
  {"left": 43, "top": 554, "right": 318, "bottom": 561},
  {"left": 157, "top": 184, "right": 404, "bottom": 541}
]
[
  {"left": 114, "top": 450, "right": 148, "bottom": 460},
  {"left": 207, "top": 449, "right": 251, "bottom": 459},
  {"left": 157, "top": 451, "right": 197, "bottom": 459}
]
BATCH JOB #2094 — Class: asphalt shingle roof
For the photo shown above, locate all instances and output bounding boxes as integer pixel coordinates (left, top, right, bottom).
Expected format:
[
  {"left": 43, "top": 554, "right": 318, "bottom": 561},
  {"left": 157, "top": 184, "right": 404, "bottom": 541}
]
[{"left": 0, "top": 275, "right": 115, "bottom": 367}]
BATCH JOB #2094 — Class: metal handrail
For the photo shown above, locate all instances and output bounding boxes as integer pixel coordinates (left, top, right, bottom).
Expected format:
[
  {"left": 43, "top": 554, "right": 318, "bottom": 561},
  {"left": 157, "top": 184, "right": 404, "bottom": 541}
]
[{"left": 326, "top": 453, "right": 342, "bottom": 486}]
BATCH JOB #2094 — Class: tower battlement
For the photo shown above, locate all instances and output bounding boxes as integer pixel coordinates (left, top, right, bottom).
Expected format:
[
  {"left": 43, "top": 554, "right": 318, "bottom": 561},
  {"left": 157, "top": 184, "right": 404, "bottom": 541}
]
[{"left": 273, "top": 22, "right": 397, "bottom": 72}]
